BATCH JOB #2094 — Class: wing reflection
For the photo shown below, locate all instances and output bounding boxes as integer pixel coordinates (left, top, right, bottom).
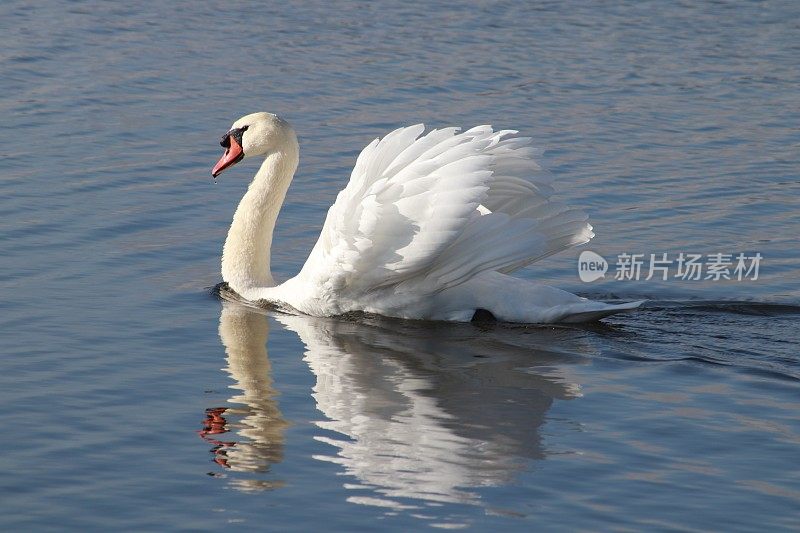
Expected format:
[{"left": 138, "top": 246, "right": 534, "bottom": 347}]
[
  {"left": 275, "top": 313, "right": 592, "bottom": 509},
  {"left": 199, "top": 302, "right": 288, "bottom": 491}
]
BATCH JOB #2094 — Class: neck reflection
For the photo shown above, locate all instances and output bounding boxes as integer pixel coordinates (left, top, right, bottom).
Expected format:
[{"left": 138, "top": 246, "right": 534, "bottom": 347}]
[{"left": 200, "top": 302, "right": 288, "bottom": 491}]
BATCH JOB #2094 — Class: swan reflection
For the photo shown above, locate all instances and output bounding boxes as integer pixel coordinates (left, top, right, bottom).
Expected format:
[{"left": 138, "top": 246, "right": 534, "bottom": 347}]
[
  {"left": 206, "top": 299, "right": 594, "bottom": 508},
  {"left": 199, "top": 303, "right": 288, "bottom": 491}
]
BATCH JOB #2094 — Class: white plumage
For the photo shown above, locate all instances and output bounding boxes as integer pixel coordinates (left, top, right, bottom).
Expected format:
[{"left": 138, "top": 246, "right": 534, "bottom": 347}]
[{"left": 212, "top": 112, "right": 642, "bottom": 322}]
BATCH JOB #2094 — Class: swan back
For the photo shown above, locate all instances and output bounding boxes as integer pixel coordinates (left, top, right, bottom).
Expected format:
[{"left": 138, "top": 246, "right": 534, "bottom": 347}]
[{"left": 287, "top": 125, "right": 592, "bottom": 312}]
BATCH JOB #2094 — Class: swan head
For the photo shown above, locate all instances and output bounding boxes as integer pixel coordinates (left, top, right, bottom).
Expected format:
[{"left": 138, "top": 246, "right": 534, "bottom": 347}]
[{"left": 212, "top": 112, "right": 296, "bottom": 177}]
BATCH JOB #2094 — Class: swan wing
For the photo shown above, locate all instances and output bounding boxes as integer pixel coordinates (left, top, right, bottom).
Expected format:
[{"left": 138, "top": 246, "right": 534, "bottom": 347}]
[{"left": 295, "top": 125, "right": 593, "bottom": 299}]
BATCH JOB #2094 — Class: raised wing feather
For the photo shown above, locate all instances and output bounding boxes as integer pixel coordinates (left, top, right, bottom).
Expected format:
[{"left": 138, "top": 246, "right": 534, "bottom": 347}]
[{"left": 296, "top": 125, "right": 592, "bottom": 298}]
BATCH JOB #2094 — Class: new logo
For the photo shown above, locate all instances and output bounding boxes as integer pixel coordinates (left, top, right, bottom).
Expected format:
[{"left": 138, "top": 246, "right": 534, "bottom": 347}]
[{"left": 578, "top": 250, "right": 608, "bottom": 282}]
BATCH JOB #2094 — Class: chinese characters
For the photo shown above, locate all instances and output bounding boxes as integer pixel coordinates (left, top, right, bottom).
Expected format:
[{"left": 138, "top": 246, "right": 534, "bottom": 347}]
[{"left": 612, "top": 252, "right": 761, "bottom": 281}]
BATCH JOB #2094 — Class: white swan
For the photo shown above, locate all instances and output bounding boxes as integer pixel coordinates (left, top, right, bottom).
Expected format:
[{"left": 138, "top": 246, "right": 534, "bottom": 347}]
[{"left": 212, "top": 112, "right": 643, "bottom": 323}]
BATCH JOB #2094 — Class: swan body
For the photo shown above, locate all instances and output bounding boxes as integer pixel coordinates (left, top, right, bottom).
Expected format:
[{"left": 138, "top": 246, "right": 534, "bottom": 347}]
[{"left": 213, "top": 112, "right": 643, "bottom": 323}]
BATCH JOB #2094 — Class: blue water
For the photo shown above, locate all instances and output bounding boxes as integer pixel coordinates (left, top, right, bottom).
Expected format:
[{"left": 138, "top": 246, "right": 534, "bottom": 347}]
[{"left": 2, "top": 0, "right": 799, "bottom": 530}]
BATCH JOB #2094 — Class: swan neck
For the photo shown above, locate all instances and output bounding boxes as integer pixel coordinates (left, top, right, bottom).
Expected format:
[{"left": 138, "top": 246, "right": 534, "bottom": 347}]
[{"left": 222, "top": 143, "right": 299, "bottom": 294}]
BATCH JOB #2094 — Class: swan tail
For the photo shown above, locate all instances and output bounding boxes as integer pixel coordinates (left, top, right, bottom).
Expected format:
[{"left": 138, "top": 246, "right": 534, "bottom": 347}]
[
  {"left": 556, "top": 300, "right": 646, "bottom": 323},
  {"left": 440, "top": 274, "right": 645, "bottom": 323}
]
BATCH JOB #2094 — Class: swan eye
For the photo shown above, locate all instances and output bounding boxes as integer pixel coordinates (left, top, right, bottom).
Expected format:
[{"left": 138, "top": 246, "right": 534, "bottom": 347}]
[{"left": 220, "top": 125, "right": 249, "bottom": 148}]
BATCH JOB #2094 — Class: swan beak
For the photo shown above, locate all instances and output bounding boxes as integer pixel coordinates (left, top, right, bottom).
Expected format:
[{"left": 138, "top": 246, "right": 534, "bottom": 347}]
[{"left": 212, "top": 135, "right": 244, "bottom": 177}]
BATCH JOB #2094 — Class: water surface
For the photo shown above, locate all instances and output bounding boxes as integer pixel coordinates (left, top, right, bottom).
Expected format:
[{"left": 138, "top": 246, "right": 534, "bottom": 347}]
[{"left": 1, "top": 0, "right": 799, "bottom": 530}]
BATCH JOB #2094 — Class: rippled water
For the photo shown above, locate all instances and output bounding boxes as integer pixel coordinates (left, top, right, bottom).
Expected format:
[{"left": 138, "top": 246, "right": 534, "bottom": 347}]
[{"left": 2, "top": 1, "right": 799, "bottom": 530}]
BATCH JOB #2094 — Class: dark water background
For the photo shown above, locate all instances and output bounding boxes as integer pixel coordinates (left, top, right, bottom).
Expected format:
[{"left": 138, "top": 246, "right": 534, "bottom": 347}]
[{"left": 2, "top": 1, "right": 799, "bottom": 530}]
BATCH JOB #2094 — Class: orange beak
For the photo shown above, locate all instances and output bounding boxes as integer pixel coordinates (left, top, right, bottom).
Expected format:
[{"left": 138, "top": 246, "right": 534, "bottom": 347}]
[{"left": 212, "top": 135, "right": 244, "bottom": 177}]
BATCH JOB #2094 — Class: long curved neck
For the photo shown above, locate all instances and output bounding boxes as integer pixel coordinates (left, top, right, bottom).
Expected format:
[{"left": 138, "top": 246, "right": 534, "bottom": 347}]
[{"left": 222, "top": 142, "right": 299, "bottom": 294}]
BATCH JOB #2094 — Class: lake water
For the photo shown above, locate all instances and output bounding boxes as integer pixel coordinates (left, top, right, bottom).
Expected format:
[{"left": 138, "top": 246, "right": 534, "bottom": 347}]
[{"left": 2, "top": 0, "right": 799, "bottom": 530}]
